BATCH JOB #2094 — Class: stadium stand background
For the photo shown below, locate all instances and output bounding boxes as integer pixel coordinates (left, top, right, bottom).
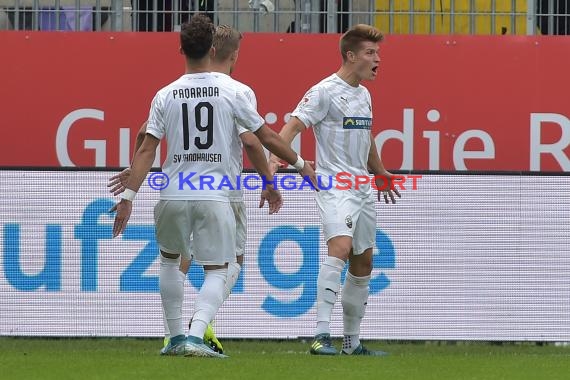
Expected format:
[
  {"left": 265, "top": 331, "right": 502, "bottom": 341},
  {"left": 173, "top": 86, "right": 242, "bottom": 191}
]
[{"left": 0, "top": 0, "right": 568, "bottom": 34}]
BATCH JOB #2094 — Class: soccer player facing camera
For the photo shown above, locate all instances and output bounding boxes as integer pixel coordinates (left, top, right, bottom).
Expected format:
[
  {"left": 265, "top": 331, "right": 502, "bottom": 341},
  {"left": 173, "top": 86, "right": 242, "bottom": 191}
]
[{"left": 269, "top": 24, "right": 400, "bottom": 356}]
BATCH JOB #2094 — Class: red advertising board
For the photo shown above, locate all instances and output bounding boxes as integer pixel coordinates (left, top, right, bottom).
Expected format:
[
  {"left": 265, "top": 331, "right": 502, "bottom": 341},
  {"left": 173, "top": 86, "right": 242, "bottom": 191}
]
[{"left": 1, "top": 32, "right": 569, "bottom": 171}]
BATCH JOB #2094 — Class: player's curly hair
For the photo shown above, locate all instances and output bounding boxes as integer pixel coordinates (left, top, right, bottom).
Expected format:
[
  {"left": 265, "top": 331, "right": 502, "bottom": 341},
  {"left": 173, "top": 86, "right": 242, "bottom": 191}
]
[
  {"left": 180, "top": 14, "right": 215, "bottom": 60},
  {"left": 340, "top": 24, "right": 384, "bottom": 62}
]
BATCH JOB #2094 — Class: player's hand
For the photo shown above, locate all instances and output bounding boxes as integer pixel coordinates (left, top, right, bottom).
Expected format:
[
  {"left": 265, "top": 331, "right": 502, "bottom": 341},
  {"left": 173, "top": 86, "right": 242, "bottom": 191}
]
[
  {"left": 111, "top": 199, "right": 133, "bottom": 237},
  {"left": 259, "top": 185, "right": 283, "bottom": 214},
  {"left": 268, "top": 157, "right": 284, "bottom": 176},
  {"left": 269, "top": 159, "right": 315, "bottom": 174},
  {"left": 107, "top": 168, "right": 131, "bottom": 196},
  {"left": 376, "top": 171, "right": 401, "bottom": 204},
  {"left": 299, "top": 161, "right": 319, "bottom": 191}
]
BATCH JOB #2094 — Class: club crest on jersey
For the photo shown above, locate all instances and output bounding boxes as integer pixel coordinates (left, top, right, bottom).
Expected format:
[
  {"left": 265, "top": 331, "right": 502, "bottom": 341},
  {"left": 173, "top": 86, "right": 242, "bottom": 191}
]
[
  {"left": 343, "top": 117, "right": 372, "bottom": 130},
  {"left": 345, "top": 215, "right": 353, "bottom": 229}
]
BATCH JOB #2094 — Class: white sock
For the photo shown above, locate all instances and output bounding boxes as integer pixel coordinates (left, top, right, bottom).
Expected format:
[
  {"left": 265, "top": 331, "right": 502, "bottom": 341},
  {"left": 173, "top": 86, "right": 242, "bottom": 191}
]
[
  {"left": 189, "top": 268, "right": 227, "bottom": 340},
  {"left": 160, "top": 255, "right": 185, "bottom": 340},
  {"left": 163, "top": 309, "right": 170, "bottom": 342},
  {"left": 315, "top": 256, "right": 345, "bottom": 336},
  {"left": 223, "top": 261, "right": 241, "bottom": 301},
  {"left": 341, "top": 271, "right": 370, "bottom": 353}
]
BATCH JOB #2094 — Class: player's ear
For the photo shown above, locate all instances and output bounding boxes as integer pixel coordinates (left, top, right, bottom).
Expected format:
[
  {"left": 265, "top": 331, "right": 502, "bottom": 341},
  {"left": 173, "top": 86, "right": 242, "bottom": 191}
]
[
  {"left": 179, "top": 46, "right": 184, "bottom": 55},
  {"left": 347, "top": 50, "right": 356, "bottom": 63},
  {"left": 210, "top": 46, "right": 216, "bottom": 59}
]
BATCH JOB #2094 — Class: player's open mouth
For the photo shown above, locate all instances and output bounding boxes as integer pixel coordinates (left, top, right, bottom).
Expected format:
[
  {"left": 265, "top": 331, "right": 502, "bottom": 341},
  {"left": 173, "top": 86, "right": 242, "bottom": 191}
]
[{"left": 372, "top": 66, "right": 378, "bottom": 74}]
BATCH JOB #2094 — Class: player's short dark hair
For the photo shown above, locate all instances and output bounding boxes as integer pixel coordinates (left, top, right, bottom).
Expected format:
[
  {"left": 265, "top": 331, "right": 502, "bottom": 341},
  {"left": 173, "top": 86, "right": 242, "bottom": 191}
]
[
  {"left": 180, "top": 14, "right": 215, "bottom": 60},
  {"left": 340, "top": 24, "right": 384, "bottom": 61}
]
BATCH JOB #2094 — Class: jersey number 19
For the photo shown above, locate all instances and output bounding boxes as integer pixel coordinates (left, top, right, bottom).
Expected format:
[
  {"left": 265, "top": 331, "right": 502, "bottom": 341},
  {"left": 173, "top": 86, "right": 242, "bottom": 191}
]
[{"left": 182, "top": 101, "right": 213, "bottom": 150}]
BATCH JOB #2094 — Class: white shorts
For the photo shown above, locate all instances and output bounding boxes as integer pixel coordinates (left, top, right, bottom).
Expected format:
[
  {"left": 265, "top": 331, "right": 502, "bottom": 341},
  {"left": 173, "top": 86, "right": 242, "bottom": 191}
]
[
  {"left": 185, "top": 200, "right": 247, "bottom": 260},
  {"left": 315, "top": 190, "right": 376, "bottom": 255},
  {"left": 154, "top": 200, "right": 236, "bottom": 266},
  {"left": 231, "top": 201, "right": 247, "bottom": 257}
]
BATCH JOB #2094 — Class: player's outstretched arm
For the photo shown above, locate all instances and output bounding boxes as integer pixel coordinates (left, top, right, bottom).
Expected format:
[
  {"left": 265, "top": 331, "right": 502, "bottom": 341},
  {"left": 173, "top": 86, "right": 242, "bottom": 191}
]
[
  {"left": 112, "top": 134, "right": 159, "bottom": 237},
  {"left": 254, "top": 124, "right": 318, "bottom": 191},
  {"left": 107, "top": 121, "right": 148, "bottom": 195},
  {"left": 267, "top": 117, "right": 305, "bottom": 175},
  {"left": 240, "top": 131, "right": 283, "bottom": 214},
  {"left": 368, "top": 133, "right": 401, "bottom": 204},
  {"left": 241, "top": 131, "right": 273, "bottom": 183}
]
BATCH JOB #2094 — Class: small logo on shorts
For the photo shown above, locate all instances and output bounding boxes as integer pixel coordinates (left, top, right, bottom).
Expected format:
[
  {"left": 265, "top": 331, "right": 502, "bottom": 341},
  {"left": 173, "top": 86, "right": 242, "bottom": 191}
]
[{"left": 345, "top": 215, "right": 353, "bottom": 229}]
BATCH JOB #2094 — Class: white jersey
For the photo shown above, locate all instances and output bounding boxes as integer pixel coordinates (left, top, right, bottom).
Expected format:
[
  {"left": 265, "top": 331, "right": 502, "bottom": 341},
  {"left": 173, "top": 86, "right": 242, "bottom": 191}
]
[
  {"left": 292, "top": 74, "right": 373, "bottom": 197},
  {"left": 225, "top": 75, "right": 258, "bottom": 202},
  {"left": 146, "top": 73, "right": 264, "bottom": 201}
]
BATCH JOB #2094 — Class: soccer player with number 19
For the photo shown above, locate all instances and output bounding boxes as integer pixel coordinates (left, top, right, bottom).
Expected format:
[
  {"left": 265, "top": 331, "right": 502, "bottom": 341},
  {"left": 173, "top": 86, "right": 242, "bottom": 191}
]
[{"left": 111, "top": 13, "right": 317, "bottom": 358}]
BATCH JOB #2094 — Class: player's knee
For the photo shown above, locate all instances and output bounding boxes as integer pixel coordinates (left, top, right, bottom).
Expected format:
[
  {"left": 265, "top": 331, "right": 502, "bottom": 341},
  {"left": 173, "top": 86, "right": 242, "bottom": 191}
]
[
  {"left": 327, "top": 236, "right": 352, "bottom": 259},
  {"left": 179, "top": 257, "right": 191, "bottom": 274},
  {"left": 348, "top": 250, "right": 373, "bottom": 276},
  {"left": 348, "top": 261, "right": 372, "bottom": 276}
]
